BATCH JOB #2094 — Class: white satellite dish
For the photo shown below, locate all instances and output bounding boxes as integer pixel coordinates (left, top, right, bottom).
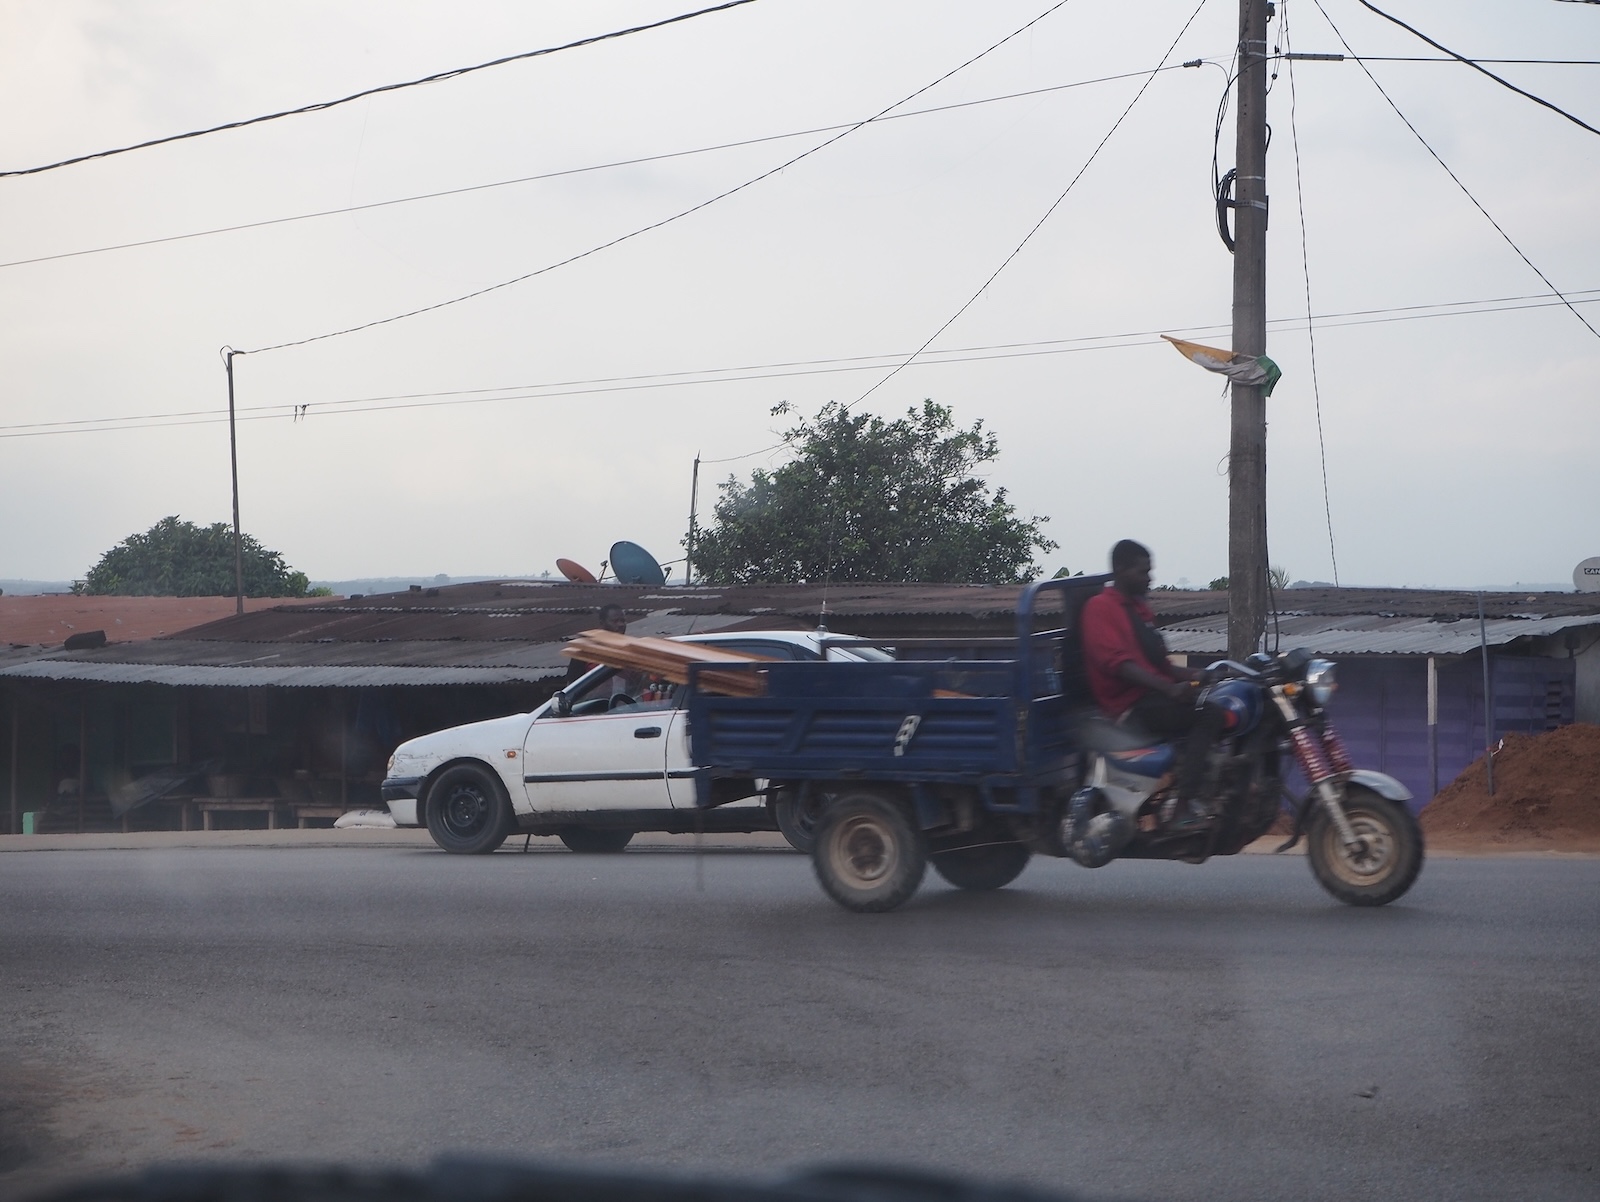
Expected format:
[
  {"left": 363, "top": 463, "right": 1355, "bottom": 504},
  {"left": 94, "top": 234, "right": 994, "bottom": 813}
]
[{"left": 1574, "top": 557, "right": 1600, "bottom": 593}]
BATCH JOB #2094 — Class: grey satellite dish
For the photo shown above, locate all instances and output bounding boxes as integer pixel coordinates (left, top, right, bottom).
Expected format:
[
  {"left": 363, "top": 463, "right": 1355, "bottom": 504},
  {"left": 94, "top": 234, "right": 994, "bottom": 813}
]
[
  {"left": 1575, "top": 557, "right": 1600, "bottom": 593},
  {"left": 610, "top": 541, "right": 666, "bottom": 587}
]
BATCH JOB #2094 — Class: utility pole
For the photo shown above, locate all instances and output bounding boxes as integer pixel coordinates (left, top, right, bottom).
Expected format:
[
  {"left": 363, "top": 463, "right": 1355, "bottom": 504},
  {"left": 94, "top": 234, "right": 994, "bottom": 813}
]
[
  {"left": 684, "top": 453, "right": 701, "bottom": 586},
  {"left": 222, "top": 347, "right": 245, "bottom": 616},
  {"left": 1227, "top": 0, "right": 1271, "bottom": 659}
]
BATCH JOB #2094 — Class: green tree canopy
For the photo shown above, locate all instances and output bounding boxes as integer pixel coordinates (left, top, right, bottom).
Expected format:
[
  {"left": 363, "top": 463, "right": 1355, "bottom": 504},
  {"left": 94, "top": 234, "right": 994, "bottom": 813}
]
[
  {"left": 74, "top": 516, "right": 311, "bottom": 597},
  {"left": 690, "top": 401, "right": 1056, "bottom": 585}
]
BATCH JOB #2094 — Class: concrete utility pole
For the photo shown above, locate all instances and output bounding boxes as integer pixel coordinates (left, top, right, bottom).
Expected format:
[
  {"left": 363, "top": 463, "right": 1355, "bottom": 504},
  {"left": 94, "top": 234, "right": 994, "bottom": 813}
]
[
  {"left": 222, "top": 348, "right": 245, "bottom": 616},
  {"left": 1227, "top": 0, "right": 1271, "bottom": 659}
]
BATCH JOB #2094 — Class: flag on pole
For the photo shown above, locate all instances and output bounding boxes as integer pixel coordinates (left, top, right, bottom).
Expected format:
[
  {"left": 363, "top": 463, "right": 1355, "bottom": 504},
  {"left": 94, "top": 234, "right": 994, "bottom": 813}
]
[{"left": 1162, "top": 335, "right": 1282, "bottom": 396}]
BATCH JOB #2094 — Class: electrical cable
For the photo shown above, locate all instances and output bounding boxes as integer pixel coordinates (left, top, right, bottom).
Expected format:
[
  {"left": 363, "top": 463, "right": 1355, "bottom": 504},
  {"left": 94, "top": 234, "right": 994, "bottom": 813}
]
[
  {"left": 1311, "top": 0, "right": 1600, "bottom": 343},
  {"left": 845, "top": 0, "right": 1215, "bottom": 411},
  {"left": 0, "top": 0, "right": 762, "bottom": 179},
  {"left": 4, "top": 287, "right": 1596, "bottom": 440},
  {"left": 1283, "top": 5, "right": 1340, "bottom": 586},
  {"left": 1349, "top": 0, "right": 1600, "bottom": 138},
  {"left": 1279, "top": 55, "right": 1600, "bottom": 65},
  {"left": 232, "top": 0, "right": 1083, "bottom": 357},
  {"left": 0, "top": 64, "right": 1216, "bottom": 273}
]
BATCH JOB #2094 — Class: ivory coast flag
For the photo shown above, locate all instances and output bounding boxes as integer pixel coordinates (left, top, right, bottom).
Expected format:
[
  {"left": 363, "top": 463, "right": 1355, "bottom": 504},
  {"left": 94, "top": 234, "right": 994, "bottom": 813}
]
[{"left": 1162, "top": 335, "right": 1282, "bottom": 396}]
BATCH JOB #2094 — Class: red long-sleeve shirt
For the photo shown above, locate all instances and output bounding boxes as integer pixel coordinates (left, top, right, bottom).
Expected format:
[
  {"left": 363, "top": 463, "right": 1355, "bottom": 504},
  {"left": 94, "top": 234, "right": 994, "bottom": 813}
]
[{"left": 1080, "top": 586, "right": 1177, "bottom": 717}]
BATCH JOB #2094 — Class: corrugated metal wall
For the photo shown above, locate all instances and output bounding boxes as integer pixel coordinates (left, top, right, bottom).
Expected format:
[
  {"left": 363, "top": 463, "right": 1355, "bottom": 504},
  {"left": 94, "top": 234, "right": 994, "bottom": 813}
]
[{"left": 1318, "top": 655, "right": 1575, "bottom": 811}]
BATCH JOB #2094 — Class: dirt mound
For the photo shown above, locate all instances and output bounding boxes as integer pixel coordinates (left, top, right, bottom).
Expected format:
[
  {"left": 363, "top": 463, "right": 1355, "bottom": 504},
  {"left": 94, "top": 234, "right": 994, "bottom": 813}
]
[{"left": 1420, "top": 723, "right": 1600, "bottom": 852}]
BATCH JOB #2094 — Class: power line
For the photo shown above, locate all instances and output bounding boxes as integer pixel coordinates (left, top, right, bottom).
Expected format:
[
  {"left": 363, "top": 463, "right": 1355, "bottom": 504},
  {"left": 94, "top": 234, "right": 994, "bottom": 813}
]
[
  {"left": 847, "top": 0, "right": 1214, "bottom": 410},
  {"left": 1350, "top": 0, "right": 1600, "bottom": 137},
  {"left": 1283, "top": 6, "right": 1339, "bottom": 586},
  {"left": 1311, "top": 0, "right": 1600, "bottom": 342},
  {"left": 4, "top": 287, "right": 1596, "bottom": 440},
  {"left": 1281, "top": 54, "right": 1600, "bottom": 65},
  {"left": 0, "top": 0, "right": 762, "bottom": 179},
  {"left": 0, "top": 64, "right": 1214, "bottom": 273},
  {"left": 234, "top": 0, "right": 1084, "bottom": 356}
]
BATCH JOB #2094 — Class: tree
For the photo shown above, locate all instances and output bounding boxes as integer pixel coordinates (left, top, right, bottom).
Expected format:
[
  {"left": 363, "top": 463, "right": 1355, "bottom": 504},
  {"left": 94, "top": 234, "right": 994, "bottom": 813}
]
[
  {"left": 74, "top": 516, "right": 311, "bottom": 597},
  {"left": 690, "top": 401, "right": 1055, "bottom": 584}
]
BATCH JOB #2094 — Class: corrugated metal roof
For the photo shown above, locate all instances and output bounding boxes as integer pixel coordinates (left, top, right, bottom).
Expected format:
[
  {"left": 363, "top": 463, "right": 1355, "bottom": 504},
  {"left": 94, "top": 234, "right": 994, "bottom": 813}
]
[
  {"left": 1162, "top": 612, "right": 1600, "bottom": 657},
  {"left": 0, "top": 660, "right": 554, "bottom": 688},
  {"left": 4, "top": 579, "right": 1598, "bottom": 687},
  {"left": 0, "top": 612, "right": 777, "bottom": 687}
]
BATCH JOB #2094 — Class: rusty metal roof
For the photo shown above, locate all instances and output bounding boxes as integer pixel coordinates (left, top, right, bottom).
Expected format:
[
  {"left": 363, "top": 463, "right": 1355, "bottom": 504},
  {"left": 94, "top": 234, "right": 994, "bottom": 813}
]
[{"left": 3, "top": 579, "right": 1597, "bottom": 687}]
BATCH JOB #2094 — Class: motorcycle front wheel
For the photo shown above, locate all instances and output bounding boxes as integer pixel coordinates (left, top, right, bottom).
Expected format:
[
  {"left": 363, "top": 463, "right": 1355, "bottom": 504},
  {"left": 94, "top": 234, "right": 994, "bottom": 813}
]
[{"left": 1306, "top": 785, "right": 1423, "bottom": 907}]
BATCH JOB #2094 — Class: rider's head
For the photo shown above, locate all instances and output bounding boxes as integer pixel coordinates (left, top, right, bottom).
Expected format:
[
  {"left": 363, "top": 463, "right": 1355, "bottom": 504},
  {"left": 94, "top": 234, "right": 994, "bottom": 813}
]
[
  {"left": 598, "top": 603, "right": 627, "bottom": 634},
  {"left": 1110, "top": 539, "right": 1153, "bottom": 596}
]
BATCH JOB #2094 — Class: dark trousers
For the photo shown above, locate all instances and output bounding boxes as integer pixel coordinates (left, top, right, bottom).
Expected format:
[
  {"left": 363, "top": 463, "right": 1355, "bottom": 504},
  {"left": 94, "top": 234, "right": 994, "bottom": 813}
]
[{"left": 1127, "top": 692, "right": 1230, "bottom": 801}]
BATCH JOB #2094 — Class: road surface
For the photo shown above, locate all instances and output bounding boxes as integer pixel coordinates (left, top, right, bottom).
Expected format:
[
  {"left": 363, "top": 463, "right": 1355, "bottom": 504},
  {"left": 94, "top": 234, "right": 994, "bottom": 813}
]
[{"left": 2, "top": 840, "right": 1596, "bottom": 1201}]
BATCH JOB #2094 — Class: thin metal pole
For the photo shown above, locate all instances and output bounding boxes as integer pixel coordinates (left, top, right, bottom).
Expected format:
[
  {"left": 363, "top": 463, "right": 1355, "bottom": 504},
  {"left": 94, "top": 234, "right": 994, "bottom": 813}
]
[
  {"left": 9, "top": 697, "right": 18, "bottom": 836},
  {"left": 1478, "top": 591, "right": 1494, "bottom": 796},
  {"left": 223, "top": 347, "right": 244, "bottom": 615},
  {"left": 684, "top": 453, "right": 701, "bottom": 586},
  {"left": 77, "top": 698, "right": 88, "bottom": 833},
  {"left": 339, "top": 691, "right": 348, "bottom": 808},
  {"left": 1426, "top": 655, "right": 1438, "bottom": 798},
  {"left": 1227, "top": 0, "right": 1271, "bottom": 660}
]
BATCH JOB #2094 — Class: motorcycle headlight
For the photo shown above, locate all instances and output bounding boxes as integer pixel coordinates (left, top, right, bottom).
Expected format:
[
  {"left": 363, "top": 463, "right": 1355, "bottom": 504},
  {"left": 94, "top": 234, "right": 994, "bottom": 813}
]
[{"left": 1305, "top": 658, "right": 1337, "bottom": 706}]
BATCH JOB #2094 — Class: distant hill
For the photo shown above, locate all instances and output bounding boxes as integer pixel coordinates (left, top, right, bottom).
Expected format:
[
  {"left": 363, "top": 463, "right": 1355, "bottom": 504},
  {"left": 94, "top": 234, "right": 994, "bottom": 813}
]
[
  {"left": 0, "top": 579, "right": 75, "bottom": 596},
  {"left": 308, "top": 574, "right": 533, "bottom": 597}
]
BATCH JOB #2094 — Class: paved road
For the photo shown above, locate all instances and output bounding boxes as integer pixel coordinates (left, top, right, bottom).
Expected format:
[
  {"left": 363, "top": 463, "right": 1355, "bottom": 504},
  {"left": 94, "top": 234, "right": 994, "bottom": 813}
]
[{"left": 2, "top": 844, "right": 1596, "bottom": 1202}]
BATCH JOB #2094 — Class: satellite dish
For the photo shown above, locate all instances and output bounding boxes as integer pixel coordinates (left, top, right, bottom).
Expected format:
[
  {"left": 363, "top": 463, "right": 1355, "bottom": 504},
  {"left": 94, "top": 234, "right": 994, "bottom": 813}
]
[
  {"left": 610, "top": 541, "right": 666, "bottom": 586},
  {"left": 556, "top": 558, "right": 598, "bottom": 584},
  {"left": 1575, "top": 557, "right": 1600, "bottom": 593}
]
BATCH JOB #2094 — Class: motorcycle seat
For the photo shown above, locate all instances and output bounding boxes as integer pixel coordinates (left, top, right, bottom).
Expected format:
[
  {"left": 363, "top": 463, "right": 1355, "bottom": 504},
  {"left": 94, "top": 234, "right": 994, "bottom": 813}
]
[
  {"left": 1104, "top": 743, "right": 1177, "bottom": 779},
  {"left": 1071, "top": 712, "right": 1176, "bottom": 777}
]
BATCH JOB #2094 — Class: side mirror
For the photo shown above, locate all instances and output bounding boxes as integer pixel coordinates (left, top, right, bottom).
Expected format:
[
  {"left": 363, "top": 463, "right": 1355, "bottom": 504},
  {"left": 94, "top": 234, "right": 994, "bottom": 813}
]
[{"left": 551, "top": 689, "right": 572, "bottom": 717}]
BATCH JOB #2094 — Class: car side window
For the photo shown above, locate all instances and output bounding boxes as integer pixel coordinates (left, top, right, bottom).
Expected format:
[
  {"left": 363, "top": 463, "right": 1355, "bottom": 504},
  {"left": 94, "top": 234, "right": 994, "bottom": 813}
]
[{"left": 556, "top": 667, "right": 681, "bottom": 717}]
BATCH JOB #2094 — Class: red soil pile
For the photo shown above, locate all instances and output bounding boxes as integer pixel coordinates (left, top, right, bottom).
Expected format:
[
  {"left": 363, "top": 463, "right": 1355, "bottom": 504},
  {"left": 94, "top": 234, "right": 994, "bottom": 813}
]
[{"left": 1420, "top": 723, "right": 1600, "bottom": 852}]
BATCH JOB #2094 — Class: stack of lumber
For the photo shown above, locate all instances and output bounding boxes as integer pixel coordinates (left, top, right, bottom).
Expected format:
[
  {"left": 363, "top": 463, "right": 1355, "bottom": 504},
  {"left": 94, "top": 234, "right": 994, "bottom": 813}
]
[{"left": 561, "top": 630, "right": 773, "bottom": 696}]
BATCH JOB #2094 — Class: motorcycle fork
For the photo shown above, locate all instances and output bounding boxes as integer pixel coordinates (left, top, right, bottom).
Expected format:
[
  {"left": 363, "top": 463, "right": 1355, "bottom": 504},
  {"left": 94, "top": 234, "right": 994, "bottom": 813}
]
[{"left": 1267, "top": 686, "right": 1361, "bottom": 849}]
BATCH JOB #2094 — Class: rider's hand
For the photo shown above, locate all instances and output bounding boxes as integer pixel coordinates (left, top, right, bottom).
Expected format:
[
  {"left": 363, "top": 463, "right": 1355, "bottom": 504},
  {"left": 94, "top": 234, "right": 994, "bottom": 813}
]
[{"left": 1164, "top": 679, "right": 1192, "bottom": 702}]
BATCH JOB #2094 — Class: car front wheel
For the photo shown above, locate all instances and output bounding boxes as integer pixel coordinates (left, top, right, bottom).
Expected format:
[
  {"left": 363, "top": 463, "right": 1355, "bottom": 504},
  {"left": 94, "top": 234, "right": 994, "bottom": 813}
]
[{"left": 425, "top": 764, "right": 512, "bottom": 854}]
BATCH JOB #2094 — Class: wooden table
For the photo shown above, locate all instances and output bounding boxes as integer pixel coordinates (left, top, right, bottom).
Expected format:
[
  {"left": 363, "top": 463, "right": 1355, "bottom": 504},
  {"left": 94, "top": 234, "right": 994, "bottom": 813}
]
[
  {"left": 196, "top": 798, "right": 285, "bottom": 831},
  {"left": 289, "top": 804, "right": 349, "bottom": 829}
]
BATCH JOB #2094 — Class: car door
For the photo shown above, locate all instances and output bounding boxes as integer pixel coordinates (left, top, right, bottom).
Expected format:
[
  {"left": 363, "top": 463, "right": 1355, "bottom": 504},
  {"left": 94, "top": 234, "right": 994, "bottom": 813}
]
[
  {"left": 521, "top": 668, "right": 677, "bottom": 812},
  {"left": 663, "top": 638, "right": 818, "bottom": 808}
]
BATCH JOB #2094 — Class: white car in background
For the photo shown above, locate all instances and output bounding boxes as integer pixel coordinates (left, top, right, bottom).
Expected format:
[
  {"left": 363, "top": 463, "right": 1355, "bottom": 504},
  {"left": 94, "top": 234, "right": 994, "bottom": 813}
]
[{"left": 382, "top": 629, "right": 889, "bottom": 855}]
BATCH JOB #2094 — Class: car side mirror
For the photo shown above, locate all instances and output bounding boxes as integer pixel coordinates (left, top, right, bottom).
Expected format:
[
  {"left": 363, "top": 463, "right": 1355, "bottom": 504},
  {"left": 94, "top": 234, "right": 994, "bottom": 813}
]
[{"left": 551, "top": 689, "right": 572, "bottom": 717}]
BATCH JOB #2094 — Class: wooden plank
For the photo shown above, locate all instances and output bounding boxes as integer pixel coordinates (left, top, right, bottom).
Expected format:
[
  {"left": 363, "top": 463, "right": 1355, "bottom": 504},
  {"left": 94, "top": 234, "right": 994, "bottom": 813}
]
[{"left": 561, "top": 630, "right": 772, "bottom": 696}]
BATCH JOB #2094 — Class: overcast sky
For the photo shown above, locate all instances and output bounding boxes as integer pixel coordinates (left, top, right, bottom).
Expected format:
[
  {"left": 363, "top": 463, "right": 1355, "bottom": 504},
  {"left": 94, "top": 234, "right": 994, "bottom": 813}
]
[{"left": 1, "top": 0, "right": 1595, "bottom": 591}]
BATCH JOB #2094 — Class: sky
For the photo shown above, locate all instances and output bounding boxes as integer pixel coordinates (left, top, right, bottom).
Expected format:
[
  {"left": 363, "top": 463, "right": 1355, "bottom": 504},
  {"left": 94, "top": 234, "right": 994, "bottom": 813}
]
[{"left": 1, "top": 0, "right": 1596, "bottom": 591}]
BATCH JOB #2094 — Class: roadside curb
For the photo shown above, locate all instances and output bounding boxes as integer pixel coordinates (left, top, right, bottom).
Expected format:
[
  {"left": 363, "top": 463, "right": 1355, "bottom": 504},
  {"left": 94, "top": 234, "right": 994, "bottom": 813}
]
[{"left": 0, "top": 829, "right": 797, "bottom": 853}]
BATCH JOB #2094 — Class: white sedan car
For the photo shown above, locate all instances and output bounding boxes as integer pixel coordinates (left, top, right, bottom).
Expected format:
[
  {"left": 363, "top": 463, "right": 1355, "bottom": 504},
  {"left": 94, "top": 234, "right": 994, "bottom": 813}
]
[{"left": 383, "top": 629, "right": 888, "bottom": 855}]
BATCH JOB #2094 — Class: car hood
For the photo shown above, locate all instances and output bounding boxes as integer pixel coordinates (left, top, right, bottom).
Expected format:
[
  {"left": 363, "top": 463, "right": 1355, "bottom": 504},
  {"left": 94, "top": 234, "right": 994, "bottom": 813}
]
[{"left": 389, "top": 710, "right": 537, "bottom": 772}]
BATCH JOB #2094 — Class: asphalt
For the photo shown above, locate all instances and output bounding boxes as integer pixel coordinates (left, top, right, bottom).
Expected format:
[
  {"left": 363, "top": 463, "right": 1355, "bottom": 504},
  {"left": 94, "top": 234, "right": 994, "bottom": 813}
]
[{"left": 2, "top": 842, "right": 1597, "bottom": 1202}]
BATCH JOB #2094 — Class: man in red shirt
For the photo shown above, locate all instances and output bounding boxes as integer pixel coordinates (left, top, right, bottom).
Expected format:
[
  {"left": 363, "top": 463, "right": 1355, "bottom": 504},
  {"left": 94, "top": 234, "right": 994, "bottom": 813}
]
[{"left": 1080, "top": 539, "right": 1227, "bottom": 828}]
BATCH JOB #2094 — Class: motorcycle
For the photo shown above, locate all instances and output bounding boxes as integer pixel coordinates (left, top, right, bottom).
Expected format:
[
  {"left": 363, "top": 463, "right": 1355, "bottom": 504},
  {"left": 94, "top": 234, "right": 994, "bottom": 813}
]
[{"left": 1062, "top": 647, "right": 1424, "bottom": 906}]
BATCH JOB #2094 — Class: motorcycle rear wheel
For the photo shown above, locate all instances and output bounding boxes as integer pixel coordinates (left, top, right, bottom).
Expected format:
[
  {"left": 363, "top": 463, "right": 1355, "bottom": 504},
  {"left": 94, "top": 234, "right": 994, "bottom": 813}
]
[{"left": 1306, "top": 785, "right": 1423, "bottom": 907}]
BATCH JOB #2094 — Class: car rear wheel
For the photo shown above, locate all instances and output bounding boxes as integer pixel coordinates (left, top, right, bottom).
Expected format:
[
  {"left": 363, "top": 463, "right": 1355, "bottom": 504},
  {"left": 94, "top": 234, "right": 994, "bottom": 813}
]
[
  {"left": 558, "top": 827, "right": 634, "bottom": 854},
  {"left": 425, "top": 764, "right": 512, "bottom": 855}
]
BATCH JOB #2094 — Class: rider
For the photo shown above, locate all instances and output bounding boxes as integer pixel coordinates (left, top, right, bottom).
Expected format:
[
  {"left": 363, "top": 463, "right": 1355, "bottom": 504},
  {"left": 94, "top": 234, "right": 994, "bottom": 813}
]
[{"left": 1080, "top": 539, "right": 1228, "bottom": 830}]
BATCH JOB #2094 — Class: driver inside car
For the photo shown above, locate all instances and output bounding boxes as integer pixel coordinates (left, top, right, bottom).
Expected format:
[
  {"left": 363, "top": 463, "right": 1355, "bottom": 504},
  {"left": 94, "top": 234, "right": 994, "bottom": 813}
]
[{"left": 1080, "top": 539, "right": 1229, "bottom": 831}]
